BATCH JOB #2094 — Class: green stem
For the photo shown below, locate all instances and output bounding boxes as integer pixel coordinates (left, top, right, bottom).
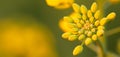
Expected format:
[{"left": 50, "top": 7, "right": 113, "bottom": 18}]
[
  {"left": 97, "top": 36, "right": 108, "bottom": 57},
  {"left": 87, "top": 43, "right": 98, "bottom": 53},
  {"left": 96, "top": 39, "right": 105, "bottom": 57},
  {"left": 106, "top": 27, "right": 120, "bottom": 36}
]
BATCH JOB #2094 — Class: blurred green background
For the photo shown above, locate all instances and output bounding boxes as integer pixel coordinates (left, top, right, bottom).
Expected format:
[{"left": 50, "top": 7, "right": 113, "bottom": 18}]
[{"left": 0, "top": 0, "right": 120, "bottom": 57}]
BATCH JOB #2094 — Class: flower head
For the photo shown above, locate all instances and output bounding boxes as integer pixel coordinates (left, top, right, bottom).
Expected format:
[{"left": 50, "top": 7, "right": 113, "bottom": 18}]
[{"left": 61, "top": 2, "right": 116, "bottom": 55}]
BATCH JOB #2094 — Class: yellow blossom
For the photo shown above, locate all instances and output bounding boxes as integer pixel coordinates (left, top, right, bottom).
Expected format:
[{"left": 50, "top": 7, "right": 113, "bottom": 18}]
[
  {"left": 60, "top": 2, "right": 116, "bottom": 55},
  {"left": 46, "top": 0, "right": 74, "bottom": 9}
]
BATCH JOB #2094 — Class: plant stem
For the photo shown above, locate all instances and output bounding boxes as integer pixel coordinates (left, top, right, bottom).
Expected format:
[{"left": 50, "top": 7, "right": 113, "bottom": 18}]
[
  {"left": 96, "top": 36, "right": 108, "bottom": 57},
  {"left": 106, "top": 27, "right": 120, "bottom": 36}
]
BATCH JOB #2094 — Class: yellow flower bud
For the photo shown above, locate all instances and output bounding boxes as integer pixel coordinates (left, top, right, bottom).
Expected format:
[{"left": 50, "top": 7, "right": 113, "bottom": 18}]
[
  {"left": 92, "top": 34, "right": 97, "bottom": 41},
  {"left": 78, "top": 34, "right": 85, "bottom": 40},
  {"left": 91, "top": 2, "right": 97, "bottom": 13},
  {"left": 97, "top": 26, "right": 105, "bottom": 30},
  {"left": 64, "top": 16, "right": 73, "bottom": 22},
  {"left": 62, "top": 32, "right": 72, "bottom": 39},
  {"left": 71, "top": 28, "right": 79, "bottom": 32},
  {"left": 71, "top": 31, "right": 78, "bottom": 35},
  {"left": 85, "top": 38, "right": 92, "bottom": 45},
  {"left": 80, "top": 20, "right": 85, "bottom": 24},
  {"left": 76, "top": 22, "right": 82, "bottom": 28},
  {"left": 87, "top": 10, "right": 93, "bottom": 18},
  {"left": 90, "top": 24, "right": 94, "bottom": 28},
  {"left": 87, "top": 31, "right": 92, "bottom": 37},
  {"left": 97, "top": 29, "right": 104, "bottom": 36},
  {"left": 94, "top": 20, "right": 100, "bottom": 26},
  {"left": 80, "top": 5, "right": 87, "bottom": 14},
  {"left": 82, "top": 14, "right": 87, "bottom": 20},
  {"left": 84, "top": 30, "right": 89, "bottom": 34},
  {"left": 73, "top": 45, "right": 83, "bottom": 55},
  {"left": 91, "top": 28, "right": 96, "bottom": 32},
  {"left": 68, "top": 35, "right": 78, "bottom": 41},
  {"left": 100, "top": 18, "right": 107, "bottom": 25},
  {"left": 89, "top": 17, "right": 94, "bottom": 23},
  {"left": 106, "top": 12, "right": 116, "bottom": 20},
  {"left": 78, "top": 29, "right": 84, "bottom": 34},
  {"left": 70, "top": 12, "right": 81, "bottom": 19},
  {"left": 59, "top": 20, "right": 73, "bottom": 32},
  {"left": 94, "top": 10, "right": 100, "bottom": 19},
  {"left": 73, "top": 18, "right": 79, "bottom": 23},
  {"left": 72, "top": 3, "right": 80, "bottom": 12},
  {"left": 67, "top": 23, "right": 77, "bottom": 28}
]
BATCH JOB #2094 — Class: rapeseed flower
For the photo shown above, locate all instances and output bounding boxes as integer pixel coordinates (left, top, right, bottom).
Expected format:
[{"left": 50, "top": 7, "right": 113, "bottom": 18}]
[{"left": 61, "top": 2, "right": 116, "bottom": 55}]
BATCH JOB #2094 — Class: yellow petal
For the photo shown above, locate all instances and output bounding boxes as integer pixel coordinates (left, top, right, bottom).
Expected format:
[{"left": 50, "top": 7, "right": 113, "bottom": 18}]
[
  {"left": 91, "top": 2, "right": 97, "bottom": 13},
  {"left": 73, "top": 45, "right": 83, "bottom": 55},
  {"left": 106, "top": 12, "right": 116, "bottom": 20}
]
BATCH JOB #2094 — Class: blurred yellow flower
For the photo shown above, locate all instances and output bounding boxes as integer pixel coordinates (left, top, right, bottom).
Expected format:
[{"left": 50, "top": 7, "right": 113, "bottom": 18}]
[
  {"left": 46, "top": 0, "right": 74, "bottom": 9},
  {"left": 109, "top": 0, "right": 120, "bottom": 4},
  {"left": 60, "top": 2, "right": 116, "bottom": 55},
  {"left": 0, "top": 16, "right": 58, "bottom": 57}
]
